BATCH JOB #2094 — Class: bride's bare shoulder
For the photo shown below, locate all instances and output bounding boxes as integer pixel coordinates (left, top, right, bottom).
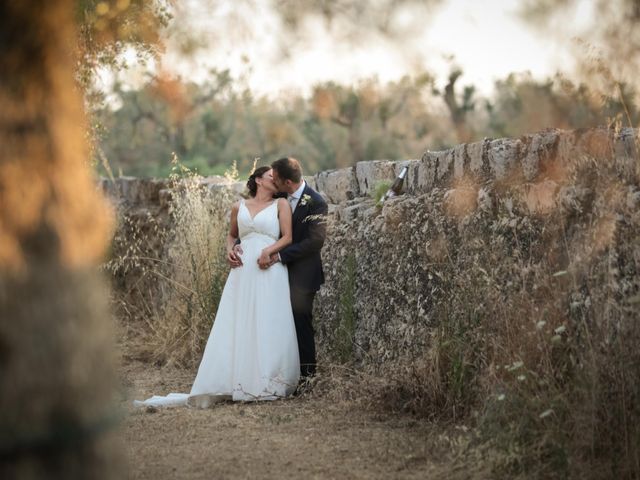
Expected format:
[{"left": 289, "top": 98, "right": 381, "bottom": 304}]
[{"left": 276, "top": 197, "right": 291, "bottom": 210}]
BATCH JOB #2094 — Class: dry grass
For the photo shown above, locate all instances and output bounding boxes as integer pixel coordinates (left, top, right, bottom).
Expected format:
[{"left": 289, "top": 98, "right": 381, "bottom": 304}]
[
  {"left": 119, "top": 358, "right": 486, "bottom": 480},
  {"left": 106, "top": 162, "right": 238, "bottom": 368}
]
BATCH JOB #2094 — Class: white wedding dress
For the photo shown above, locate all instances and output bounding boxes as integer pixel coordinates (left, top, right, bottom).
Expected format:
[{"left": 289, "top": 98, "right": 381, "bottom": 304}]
[{"left": 134, "top": 199, "right": 300, "bottom": 407}]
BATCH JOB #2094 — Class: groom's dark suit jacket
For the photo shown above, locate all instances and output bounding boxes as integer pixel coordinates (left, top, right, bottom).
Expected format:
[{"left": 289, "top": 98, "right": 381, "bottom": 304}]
[{"left": 279, "top": 184, "right": 328, "bottom": 292}]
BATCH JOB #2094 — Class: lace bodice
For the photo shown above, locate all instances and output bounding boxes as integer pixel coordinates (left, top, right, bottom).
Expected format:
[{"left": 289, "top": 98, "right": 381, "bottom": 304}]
[{"left": 237, "top": 200, "right": 280, "bottom": 241}]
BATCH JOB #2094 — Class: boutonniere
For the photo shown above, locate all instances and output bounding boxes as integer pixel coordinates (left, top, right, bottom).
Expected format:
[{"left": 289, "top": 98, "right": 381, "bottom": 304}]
[{"left": 299, "top": 194, "right": 313, "bottom": 207}]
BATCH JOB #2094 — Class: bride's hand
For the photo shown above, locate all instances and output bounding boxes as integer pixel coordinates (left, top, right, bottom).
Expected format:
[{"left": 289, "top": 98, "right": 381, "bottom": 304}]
[
  {"left": 227, "top": 245, "right": 243, "bottom": 268},
  {"left": 258, "top": 250, "right": 271, "bottom": 269}
]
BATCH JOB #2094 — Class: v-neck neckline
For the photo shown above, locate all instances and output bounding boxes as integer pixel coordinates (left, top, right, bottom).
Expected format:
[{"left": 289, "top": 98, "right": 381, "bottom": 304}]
[{"left": 243, "top": 200, "right": 276, "bottom": 221}]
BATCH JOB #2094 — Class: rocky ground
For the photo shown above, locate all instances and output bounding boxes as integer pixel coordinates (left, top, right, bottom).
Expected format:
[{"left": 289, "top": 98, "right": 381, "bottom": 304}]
[{"left": 117, "top": 360, "right": 481, "bottom": 480}]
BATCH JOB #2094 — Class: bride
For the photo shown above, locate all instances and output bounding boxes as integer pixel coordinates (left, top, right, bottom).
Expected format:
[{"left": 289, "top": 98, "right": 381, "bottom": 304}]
[{"left": 135, "top": 166, "right": 300, "bottom": 407}]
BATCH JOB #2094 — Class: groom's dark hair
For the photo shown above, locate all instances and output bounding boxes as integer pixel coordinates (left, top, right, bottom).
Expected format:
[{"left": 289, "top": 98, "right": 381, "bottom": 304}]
[{"left": 272, "top": 157, "right": 302, "bottom": 183}]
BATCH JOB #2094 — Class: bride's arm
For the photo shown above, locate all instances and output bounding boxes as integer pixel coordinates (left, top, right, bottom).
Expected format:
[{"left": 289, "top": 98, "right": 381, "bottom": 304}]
[
  {"left": 259, "top": 199, "right": 292, "bottom": 261},
  {"left": 226, "top": 201, "right": 242, "bottom": 266}
]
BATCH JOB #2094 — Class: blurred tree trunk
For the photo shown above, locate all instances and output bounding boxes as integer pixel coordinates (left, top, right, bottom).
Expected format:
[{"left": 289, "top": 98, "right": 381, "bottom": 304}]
[
  {"left": 443, "top": 70, "right": 475, "bottom": 143},
  {"left": 0, "top": 2, "right": 120, "bottom": 478},
  {"left": 330, "top": 116, "right": 364, "bottom": 165}
]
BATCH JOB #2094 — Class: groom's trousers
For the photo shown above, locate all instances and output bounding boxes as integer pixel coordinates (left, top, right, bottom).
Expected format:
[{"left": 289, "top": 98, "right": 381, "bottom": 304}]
[{"left": 290, "top": 287, "right": 317, "bottom": 378}]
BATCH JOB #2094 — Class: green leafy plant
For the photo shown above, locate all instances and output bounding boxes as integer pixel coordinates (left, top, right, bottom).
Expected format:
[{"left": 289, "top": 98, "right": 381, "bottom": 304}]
[{"left": 373, "top": 181, "right": 391, "bottom": 205}]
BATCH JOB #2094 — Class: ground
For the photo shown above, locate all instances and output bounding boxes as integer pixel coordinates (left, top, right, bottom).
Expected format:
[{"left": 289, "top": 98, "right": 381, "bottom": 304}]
[{"left": 118, "top": 360, "right": 479, "bottom": 479}]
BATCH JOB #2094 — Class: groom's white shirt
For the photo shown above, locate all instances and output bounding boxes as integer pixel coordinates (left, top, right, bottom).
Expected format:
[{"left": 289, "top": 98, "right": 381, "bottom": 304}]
[{"left": 287, "top": 180, "right": 306, "bottom": 212}]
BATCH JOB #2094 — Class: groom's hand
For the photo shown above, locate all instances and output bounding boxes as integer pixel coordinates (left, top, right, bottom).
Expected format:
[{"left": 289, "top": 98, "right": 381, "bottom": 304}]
[
  {"left": 268, "top": 253, "right": 280, "bottom": 267},
  {"left": 227, "top": 245, "right": 243, "bottom": 268},
  {"left": 257, "top": 252, "right": 280, "bottom": 269},
  {"left": 257, "top": 250, "right": 271, "bottom": 269}
]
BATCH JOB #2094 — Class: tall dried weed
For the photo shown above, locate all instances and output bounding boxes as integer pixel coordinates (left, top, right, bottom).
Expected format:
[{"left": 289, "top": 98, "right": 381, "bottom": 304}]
[{"left": 105, "top": 161, "right": 239, "bottom": 367}]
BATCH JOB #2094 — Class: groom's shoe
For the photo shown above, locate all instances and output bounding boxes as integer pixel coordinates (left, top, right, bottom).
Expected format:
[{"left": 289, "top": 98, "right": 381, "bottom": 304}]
[
  {"left": 293, "top": 376, "right": 315, "bottom": 397},
  {"left": 301, "top": 363, "right": 317, "bottom": 378}
]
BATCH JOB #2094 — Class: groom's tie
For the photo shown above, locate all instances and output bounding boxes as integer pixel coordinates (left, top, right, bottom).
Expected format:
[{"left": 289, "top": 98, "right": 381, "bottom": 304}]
[{"left": 288, "top": 193, "right": 298, "bottom": 212}]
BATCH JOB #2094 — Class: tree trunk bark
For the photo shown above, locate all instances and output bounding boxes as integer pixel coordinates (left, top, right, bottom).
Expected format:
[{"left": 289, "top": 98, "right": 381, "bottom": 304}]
[{"left": 0, "top": 2, "right": 120, "bottom": 477}]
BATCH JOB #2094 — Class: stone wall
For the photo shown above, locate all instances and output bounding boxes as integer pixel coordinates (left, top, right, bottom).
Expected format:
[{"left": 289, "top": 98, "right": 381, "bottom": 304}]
[
  {"left": 102, "top": 127, "right": 640, "bottom": 369},
  {"left": 312, "top": 127, "right": 639, "bottom": 366},
  {"left": 313, "top": 127, "right": 637, "bottom": 205}
]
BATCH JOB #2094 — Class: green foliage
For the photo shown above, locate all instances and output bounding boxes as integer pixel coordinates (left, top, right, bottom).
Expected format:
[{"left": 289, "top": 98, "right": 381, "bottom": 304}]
[
  {"left": 93, "top": 73, "right": 447, "bottom": 177},
  {"left": 93, "top": 68, "right": 640, "bottom": 179},
  {"left": 373, "top": 181, "right": 391, "bottom": 205}
]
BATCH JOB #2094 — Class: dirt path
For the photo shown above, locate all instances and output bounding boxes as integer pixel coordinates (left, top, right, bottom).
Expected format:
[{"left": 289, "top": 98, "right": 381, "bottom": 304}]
[{"left": 118, "top": 361, "right": 474, "bottom": 479}]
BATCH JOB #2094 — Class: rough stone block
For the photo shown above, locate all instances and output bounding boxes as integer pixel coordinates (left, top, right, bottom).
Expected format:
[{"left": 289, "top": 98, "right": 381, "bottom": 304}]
[
  {"left": 304, "top": 175, "right": 318, "bottom": 191},
  {"left": 115, "top": 176, "right": 141, "bottom": 204},
  {"left": 466, "top": 139, "right": 489, "bottom": 176},
  {"left": 392, "top": 159, "right": 418, "bottom": 176},
  {"left": 418, "top": 150, "right": 453, "bottom": 190},
  {"left": 437, "top": 149, "right": 455, "bottom": 183},
  {"left": 138, "top": 178, "right": 167, "bottom": 203},
  {"left": 208, "top": 181, "right": 245, "bottom": 196},
  {"left": 111, "top": 177, "right": 168, "bottom": 204},
  {"left": 314, "top": 167, "right": 359, "bottom": 203},
  {"left": 522, "top": 129, "right": 559, "bottom": 181},
  {"left": 488, "top": 138, "right": 522, "bottom": 179},
  {"left": 418, "top": 151, "right": 436, "bottom": 190},
  {"left": 333, "top": 204, "right": 361, "bottom": 222},
  {"left": 355, "top": 160, "right": 396, "bottom": 197},
  {"left": 453, "top": 144, "right": 467, "bottom": 179}
]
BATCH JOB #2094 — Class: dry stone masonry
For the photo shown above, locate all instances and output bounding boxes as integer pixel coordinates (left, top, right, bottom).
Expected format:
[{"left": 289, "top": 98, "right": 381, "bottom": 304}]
[
  {"left": 104, "top": 127, "right": 640, "bottom": 369},
  {"left": 313, "top": 127, "right": 639, "bottom": 366}
]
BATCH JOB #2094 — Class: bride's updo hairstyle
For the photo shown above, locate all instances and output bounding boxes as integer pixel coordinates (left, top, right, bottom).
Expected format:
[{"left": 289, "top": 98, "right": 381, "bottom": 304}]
[{"left": 246, "top": 166, "right": 271, "bottom": 197}]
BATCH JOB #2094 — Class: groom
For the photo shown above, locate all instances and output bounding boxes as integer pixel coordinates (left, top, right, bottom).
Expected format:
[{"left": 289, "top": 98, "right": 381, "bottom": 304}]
[{"left": 267, "top": 157, "right": 328, "bottom": 379}]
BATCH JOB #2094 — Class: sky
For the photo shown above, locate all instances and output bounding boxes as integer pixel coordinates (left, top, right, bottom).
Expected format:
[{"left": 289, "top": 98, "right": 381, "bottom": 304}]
[{"left": 113, "top": 0, "right": 597, "bottom": 98}]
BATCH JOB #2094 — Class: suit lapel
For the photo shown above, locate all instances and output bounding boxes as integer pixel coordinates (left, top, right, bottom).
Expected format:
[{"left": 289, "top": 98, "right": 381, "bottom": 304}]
[{"left": 292, "top": 184, "right": 310, "bottom": 225}]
